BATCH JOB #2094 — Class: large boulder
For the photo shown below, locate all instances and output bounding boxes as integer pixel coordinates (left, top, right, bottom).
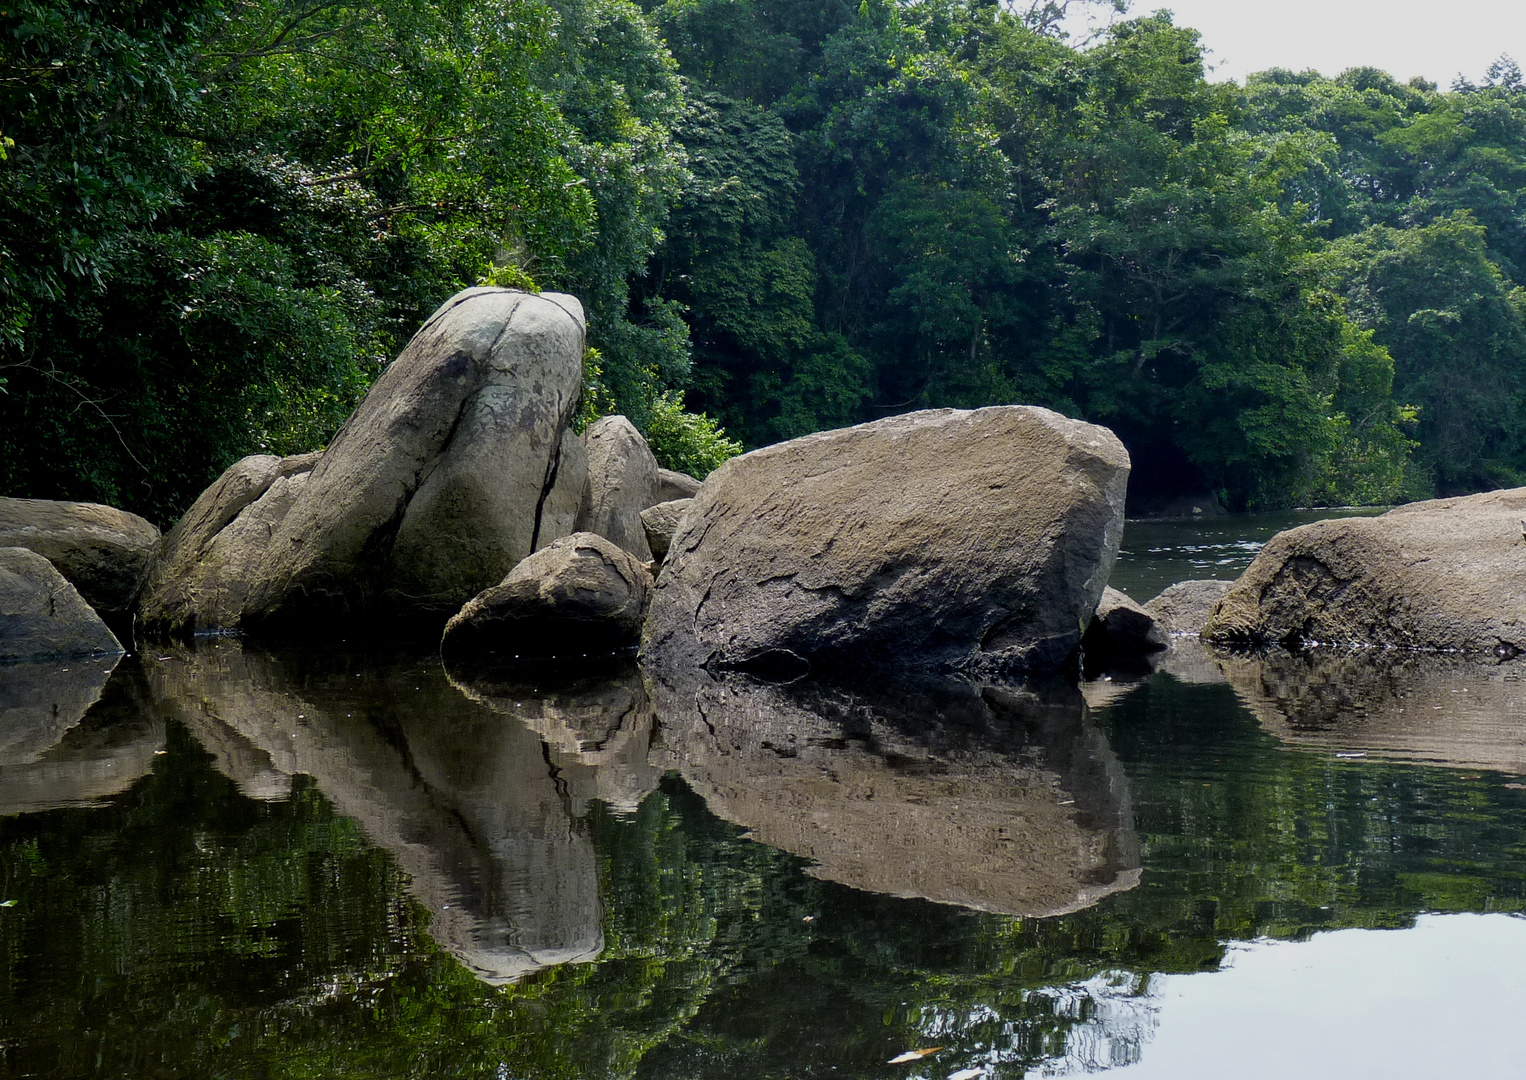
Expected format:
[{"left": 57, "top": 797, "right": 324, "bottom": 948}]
[
  {"left": 441, "top": 532, "right": 653, "bottom": 661},
  {"left": 1144, "top": 578, "right": 1234, "bottom": 637},
  {"left": 642, "top": 406, "right": 1130, "bottom": 679},
  {"left": 639, "top": 498, "right": 691, "bottom": 562},
  {"left": 0, "top": 547, "right": 122, "bottom": 660},
  {"left": 576, "top": 415, "right": 658, "bottom": 560},
  {"left": 136, "top": 288, "right": 587, "bottom": 636},
  {"left": 1204, "top": 489, "right": 1526, "bottom": 653},
  {"left": 0, "top": 497, "right": 159, "bottom": 621}
]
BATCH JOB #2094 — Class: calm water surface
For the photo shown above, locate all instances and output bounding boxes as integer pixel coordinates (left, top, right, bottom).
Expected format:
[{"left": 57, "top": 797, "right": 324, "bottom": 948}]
[
  {"left": 3, "top": 510, "right": 1525, "bottom": 1080},
  {"left": 1109, "top": 508, "right": 1388, "bottom": 601}
]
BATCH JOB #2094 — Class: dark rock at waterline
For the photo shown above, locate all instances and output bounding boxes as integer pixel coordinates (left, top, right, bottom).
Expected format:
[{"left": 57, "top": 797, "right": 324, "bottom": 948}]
[
  {"left": 648, "top": 668, "right": 1140, "bottom": 916},
  {"left": 639, "top": 498, "right": 690, "bottom": 563},
  {"left": 137, "top": 289, "right": 587, "bottom": 636},
  {"left": 1, "top": 547, "right": 123, "bottom": 660},
  {"left": 441, "top": 532, "right": 653, "bottom": 661},
  {"left": 576, "top": 415, "right": 659, "bottom": 561},
  {"left": 642, "top": 406, "right": 1129, "bottom": 680},
  {"left": 0, "top": 497, "right": 160, "bottom": 622},
  {"left": 1205, "top": 488, "right": 1526, "bottom": 653},
  {"left": 1082, "top": 586, "right": 1168, "bottom": 670},
  {"left": 653, "top": 467, "right": 702, "bottom": 504},
  {"left": 1144, "top": 578, "right": 1234, "bottom": 637}
]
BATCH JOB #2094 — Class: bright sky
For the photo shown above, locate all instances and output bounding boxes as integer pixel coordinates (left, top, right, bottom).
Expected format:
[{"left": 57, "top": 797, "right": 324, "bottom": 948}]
[{"left": 1065, "top": 0, "right": 1526, "bottom": 86}]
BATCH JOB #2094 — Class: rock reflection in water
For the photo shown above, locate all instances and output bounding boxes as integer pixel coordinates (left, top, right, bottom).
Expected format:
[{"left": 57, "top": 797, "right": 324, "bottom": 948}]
[
  {"left": 146, "top": 642, "right": 657, "bottom": 984},
  {"left": 649, "top": 671, "right": 1140, "bottom": 916},
  {"left": 447, "top": 660, "right": 659, "bottom": 816},
  {"left": 1222, "top": 648, "right": 1526, "bottom": 774},
  {"left": 0, "top": 655, "right": 164, "bottom": 815}
]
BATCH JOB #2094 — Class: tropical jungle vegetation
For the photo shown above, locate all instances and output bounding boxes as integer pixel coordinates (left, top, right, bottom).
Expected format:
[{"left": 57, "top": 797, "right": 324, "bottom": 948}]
[{"left": 4, "top": 0, "right": 1525, "bottom": 520}]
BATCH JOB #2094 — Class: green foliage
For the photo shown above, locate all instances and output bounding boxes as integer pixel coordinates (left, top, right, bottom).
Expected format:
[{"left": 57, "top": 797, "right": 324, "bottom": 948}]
[
  {"left": 5, "top": 0, "right": 1524, "bottom": 517},
  {"left": 644, "top": 390, "right": 744, "bottom": 477},
  {"left": 0, "top": 0, "right": 679, "bottom": 522}
]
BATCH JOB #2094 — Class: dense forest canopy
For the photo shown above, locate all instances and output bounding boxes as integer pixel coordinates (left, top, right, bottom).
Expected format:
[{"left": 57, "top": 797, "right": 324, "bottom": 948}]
[{"left": 3, "top": 0, "right": 1525, "bottom": 520}]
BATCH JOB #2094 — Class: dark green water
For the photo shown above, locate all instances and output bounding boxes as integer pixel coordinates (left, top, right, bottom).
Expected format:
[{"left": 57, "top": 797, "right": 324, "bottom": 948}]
[
  {"left": 1108, "top": 509, "right": 1388, "bottom": 601},
  {"left": 4, "top": 513, "right": 1526, "bottom": 1079}
]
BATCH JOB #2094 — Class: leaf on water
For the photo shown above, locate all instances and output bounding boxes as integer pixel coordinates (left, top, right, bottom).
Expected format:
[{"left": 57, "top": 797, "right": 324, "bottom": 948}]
[
  {"left": 948, "top": 1069, "right": 986, "bottom": 1080},
  {"left": 888, "top": 1048, "right": 943, "bottom": 1064}
]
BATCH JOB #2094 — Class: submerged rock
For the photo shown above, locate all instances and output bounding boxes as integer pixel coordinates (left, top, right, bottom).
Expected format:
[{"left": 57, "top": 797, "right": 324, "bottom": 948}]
[
  {"left": 649, "top": 669, "right": 1139, "bottom": 916},
  {"left": 0, "top": 498, "right": 159, "bottom": 623},
  {"left": 1205, "top": 489, "right": 1526, "bottom": 653},
  {"left": 576, "top": 415, "right": 659, "bottom": 560},
  {"left": 0, "top": 547, "right": 122, "bottom": 660},
  {"left": 643, "top": 406, "right": 1129, "bottom": 679},
  {"left": 441, "top": 532, "right": 652, "bottom": 661},
  {"left": 1144, "top": 578, "right": 1234, "bottom": 637},
  {"left": 137, "top": 288, "right": 586, "bottom": 635},
  {"left": 639, "top": 498, "right": 691, "bottom": 563}
]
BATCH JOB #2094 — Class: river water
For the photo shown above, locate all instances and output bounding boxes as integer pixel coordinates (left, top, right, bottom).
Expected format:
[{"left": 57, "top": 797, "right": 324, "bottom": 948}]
[{"left": 3, "top": 512, "right": 1525, "bottom": 1079}]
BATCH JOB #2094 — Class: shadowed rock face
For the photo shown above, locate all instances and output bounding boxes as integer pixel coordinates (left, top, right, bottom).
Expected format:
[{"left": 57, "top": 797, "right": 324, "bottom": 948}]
[
  {"left": 1, "top": 547, "right": 123, "bottom": 660},
  {"left": 441, "top": 532, "right": 652, "bottom": 662},
  {"left": 647, "top": 670, "right": 1140, "bottom": 917},
  {"left": 144, "top": 642, "right": 631, "bottom": 985},
  {"left": 1220, "top": 648, "right": 1526, "bottom": 775},
  {"left": 0, "top": 498, "right": 160, "bottom": 623},
  {"left": 643, "top": 406, "right": 1129, "bottom": 681},
  {"left": 0, "top": 655, "right": 162, "bottom": 816}
]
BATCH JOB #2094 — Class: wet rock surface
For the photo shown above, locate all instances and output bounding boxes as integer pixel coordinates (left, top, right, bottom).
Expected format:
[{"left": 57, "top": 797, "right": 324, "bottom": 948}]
[
  {"left": 1205, "top": 489, "right": 1526, "bottom": 653},
  {"left": 644, "top": 406, "right": 1129, "bottom": 679},
  {"left": 648, "top": 669, "right": 1140, "bottom": 916},
  {"left": 0, "top": 498, "right": 160, "bottom": 623},
  {"left": 1, "top": 547, "right": 123, "bottom": 660}
]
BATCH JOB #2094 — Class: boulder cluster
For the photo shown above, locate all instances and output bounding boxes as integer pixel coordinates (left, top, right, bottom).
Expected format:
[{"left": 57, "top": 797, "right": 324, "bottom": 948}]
[
  {"left": 16, "top": 284, "right": 1514, "bottom": 681},
  {"left": 2, "top": 288, "right": 1141, "bottom": 681}
]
